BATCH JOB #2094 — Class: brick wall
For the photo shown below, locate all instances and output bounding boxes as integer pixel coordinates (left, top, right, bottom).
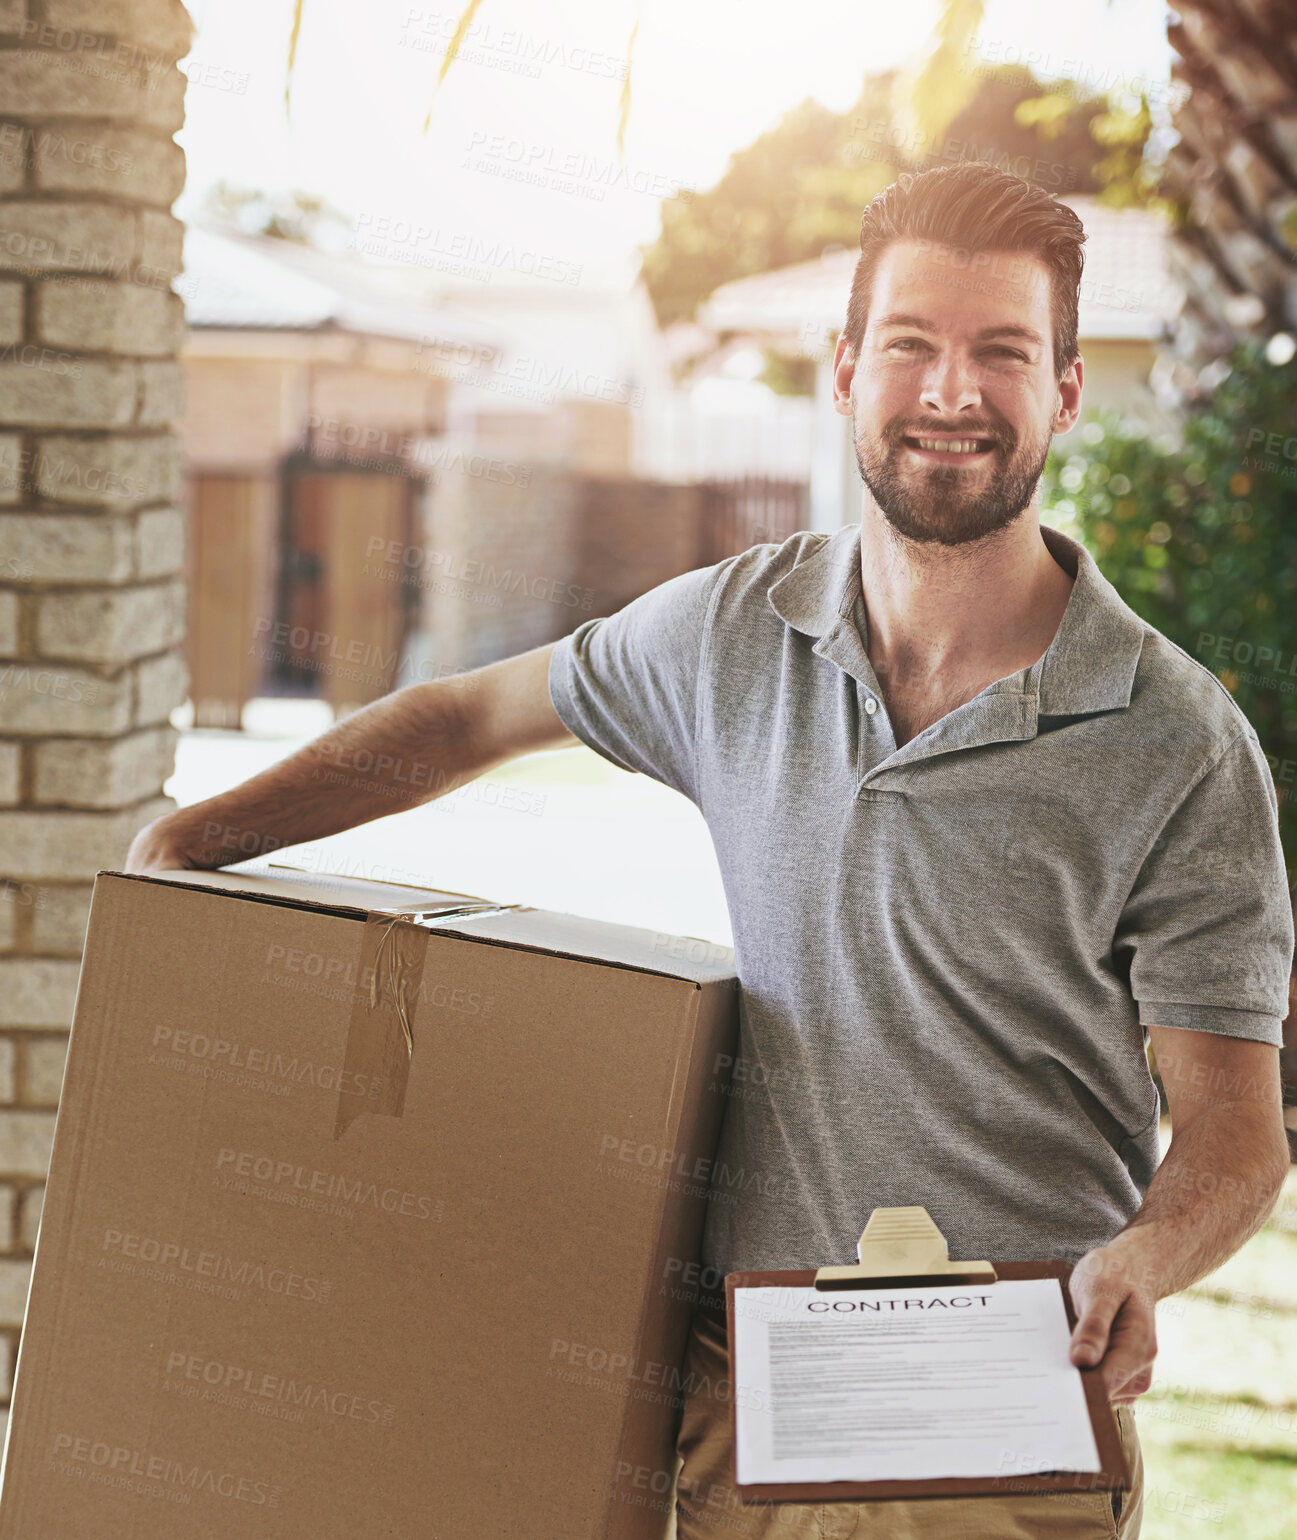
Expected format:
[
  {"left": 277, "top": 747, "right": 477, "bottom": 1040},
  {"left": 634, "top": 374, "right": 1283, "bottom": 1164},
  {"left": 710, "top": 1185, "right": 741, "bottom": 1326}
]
[{"left": 0, "top": 0, "right": 193, "bottom": 1425}]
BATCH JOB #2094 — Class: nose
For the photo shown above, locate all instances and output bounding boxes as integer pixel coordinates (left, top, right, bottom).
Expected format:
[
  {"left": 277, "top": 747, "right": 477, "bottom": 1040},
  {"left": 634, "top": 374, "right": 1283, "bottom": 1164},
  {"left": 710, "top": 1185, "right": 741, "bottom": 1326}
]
[{"left": 918, "top": 348, "right": 983, "bottom": 417}]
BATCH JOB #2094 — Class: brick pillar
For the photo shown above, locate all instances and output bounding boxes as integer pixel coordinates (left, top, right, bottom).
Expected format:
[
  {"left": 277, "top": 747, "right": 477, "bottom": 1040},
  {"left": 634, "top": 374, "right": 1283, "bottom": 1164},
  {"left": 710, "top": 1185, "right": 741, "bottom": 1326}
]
[{"left": 0, "top": 0, "right": 193, "bottom": 1422}]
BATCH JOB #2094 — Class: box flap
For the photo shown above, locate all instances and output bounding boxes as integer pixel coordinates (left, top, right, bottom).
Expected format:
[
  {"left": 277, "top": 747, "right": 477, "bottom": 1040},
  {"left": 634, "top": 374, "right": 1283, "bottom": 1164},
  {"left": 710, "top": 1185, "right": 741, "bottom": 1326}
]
[
  {"left": 102, "top": 866, "right": 492, "bottom": 919},
  {"left": 103, "top": 868, "right": 737, "bottom": 985},
  {"left": 429, "top": 905, "right": 736, "bottom": 985}
]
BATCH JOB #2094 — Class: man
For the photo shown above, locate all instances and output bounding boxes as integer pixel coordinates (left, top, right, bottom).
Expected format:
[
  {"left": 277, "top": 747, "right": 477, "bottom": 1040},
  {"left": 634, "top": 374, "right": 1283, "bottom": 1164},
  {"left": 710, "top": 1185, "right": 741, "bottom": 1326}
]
[{"left": 129, "top": 164, "right": 1293, "bottom": 1540}]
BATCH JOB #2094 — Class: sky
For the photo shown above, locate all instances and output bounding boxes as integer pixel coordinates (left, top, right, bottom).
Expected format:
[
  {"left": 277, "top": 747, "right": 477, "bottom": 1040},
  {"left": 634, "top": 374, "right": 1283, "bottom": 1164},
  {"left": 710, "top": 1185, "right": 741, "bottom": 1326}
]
[{"left": 175, "top": 0, "right": 1175, "bottom": 290}]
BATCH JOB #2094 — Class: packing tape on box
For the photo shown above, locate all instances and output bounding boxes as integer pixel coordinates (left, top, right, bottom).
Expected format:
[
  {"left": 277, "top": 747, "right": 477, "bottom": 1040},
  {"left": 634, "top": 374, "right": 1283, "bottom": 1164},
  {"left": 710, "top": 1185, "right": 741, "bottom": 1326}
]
[
  {"left": 334, "top": 912, "right": 428, "bottom": 1139},
  {"left": 334, "top": 902, "right": 524, "bottom": 1139}
]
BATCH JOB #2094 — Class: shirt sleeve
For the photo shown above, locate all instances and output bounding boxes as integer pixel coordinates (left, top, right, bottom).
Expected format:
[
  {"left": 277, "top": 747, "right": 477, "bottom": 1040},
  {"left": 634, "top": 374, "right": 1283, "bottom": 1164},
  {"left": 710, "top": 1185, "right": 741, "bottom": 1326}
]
[
  {"left": 547, "top": 559, "right": 729, "bottom": 807},
  {"left": 1114, "top": 728, "right": 1295, "bottom": 1044}
]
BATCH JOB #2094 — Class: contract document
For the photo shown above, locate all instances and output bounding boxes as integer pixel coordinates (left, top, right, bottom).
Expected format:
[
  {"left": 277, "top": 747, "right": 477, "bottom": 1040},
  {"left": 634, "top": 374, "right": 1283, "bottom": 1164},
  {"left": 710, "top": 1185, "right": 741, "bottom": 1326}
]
[{"left": 732, "top": 1278, "right": 1102, "bottom": 1486}]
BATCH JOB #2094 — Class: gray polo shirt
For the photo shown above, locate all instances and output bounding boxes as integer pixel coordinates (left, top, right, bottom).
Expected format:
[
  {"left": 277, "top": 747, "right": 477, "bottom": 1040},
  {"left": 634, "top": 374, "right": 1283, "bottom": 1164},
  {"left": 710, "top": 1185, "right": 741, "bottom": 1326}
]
[{"left": 547, "top": 522, "right": 1294, "bottom": 1276}]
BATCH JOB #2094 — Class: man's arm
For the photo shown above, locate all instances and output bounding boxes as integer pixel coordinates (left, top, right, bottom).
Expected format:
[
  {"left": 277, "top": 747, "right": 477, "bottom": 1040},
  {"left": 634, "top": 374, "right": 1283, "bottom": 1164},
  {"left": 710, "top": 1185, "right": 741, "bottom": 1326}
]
[
  {"left": 126, "top": 641, "right": 579, "bottom": 872},
  {"left": 1066, "top": 1025, "right": 1289, "bottom": 1404}
]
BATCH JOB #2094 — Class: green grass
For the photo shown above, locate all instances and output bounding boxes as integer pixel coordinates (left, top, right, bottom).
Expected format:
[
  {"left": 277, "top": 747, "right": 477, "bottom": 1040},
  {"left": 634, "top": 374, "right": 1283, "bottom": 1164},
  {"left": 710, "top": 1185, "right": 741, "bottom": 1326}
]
[
  {"left": 1134, "top": 1159, "right": 1297, "bottom": 1537},
  {"left": 1133, "top": 1435, "right": 1293, "bottom": 1533}
]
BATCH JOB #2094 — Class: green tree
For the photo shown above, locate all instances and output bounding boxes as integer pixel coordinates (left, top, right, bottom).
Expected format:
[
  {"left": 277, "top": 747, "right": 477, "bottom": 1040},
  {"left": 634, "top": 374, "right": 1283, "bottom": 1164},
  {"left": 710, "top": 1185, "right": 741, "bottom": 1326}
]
[
  {"left": 639, "top": 95, "right": 893, "bottom": 332},
  {"left": 1041, "top": 337, "right": 1297, "bottom": 868},
  {"left": 639, "top": 63, "right": 1150, "bottom": 331}
]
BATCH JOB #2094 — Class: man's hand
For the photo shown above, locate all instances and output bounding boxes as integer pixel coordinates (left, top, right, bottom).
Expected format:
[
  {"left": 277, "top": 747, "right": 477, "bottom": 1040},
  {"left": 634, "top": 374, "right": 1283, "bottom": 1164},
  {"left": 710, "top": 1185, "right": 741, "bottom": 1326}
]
[
  {"left": 1064, "top": 1029, "right": 1288, "bottom": 1412},
  {"left": 1066, "top": 1239, "right": 1158, "bottom": 1406},
  {"left": 125, "top": 814, "right": 199, "bottom": 874}
]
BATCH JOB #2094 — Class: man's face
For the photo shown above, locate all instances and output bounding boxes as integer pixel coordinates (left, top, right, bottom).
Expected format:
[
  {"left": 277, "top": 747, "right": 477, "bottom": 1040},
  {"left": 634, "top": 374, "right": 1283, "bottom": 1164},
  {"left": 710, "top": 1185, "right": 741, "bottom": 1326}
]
[{"left": 836, "top": 238, "right": 1082, "bottom": 547}]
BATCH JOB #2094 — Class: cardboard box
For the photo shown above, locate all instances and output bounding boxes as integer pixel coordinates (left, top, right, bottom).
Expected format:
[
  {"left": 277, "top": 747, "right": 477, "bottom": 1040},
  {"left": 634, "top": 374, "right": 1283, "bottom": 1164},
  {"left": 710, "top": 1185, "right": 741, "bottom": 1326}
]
[{"left": 0, "top": 866, "right": 738, "bottom": 1538}]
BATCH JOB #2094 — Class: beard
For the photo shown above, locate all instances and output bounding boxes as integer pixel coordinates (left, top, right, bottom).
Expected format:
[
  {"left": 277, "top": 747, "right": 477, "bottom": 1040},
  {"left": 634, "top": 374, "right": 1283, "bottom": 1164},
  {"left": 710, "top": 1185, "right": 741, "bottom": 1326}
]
[{"left": 853, "top": 407, "right": 1054, "bottom": 548}]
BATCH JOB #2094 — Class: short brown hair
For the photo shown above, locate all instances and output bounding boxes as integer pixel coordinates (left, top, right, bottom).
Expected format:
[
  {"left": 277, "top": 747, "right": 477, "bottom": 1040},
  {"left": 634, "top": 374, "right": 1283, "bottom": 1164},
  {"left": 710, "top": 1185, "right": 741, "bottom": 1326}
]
[{"left": 840, "top": 163, "right": 1087, "bottom": 381}]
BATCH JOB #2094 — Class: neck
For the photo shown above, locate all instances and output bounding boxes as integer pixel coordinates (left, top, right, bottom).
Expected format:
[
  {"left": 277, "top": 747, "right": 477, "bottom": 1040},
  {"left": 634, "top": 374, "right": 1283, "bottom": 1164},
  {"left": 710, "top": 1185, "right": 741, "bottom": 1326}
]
[{"left": 857, "top": 498, "right": 1075, "bottom": 692}]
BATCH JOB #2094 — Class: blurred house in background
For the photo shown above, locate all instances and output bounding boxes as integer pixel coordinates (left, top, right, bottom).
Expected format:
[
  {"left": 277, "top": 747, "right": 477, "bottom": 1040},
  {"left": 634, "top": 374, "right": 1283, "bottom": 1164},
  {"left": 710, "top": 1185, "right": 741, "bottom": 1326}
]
[{"left": 696, "top": 194, "right": 1187, "bottom": 531}]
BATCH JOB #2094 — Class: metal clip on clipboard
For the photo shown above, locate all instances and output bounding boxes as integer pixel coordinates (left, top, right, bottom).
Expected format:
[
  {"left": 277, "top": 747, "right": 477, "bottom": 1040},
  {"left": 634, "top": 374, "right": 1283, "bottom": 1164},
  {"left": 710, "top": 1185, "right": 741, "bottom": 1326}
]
[{"left": 812, "top": 1205, "right": 999, "bottom": 1290}]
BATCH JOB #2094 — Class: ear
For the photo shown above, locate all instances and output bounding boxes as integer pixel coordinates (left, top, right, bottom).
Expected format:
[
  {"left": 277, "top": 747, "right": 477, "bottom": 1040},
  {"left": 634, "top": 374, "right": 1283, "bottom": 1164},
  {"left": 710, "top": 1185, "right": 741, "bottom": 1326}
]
[
  {"left": 832, "top": 333, "right": 856, "bottom": 417},
  {"left": 1053, "top": 353, "right": 1084, "bottom": 435}
]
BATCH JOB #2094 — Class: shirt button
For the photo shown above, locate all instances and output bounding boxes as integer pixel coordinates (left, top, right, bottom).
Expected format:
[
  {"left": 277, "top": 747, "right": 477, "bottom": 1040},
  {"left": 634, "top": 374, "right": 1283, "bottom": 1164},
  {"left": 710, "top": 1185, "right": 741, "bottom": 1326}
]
[{"left": 864, "top": 697, "right": 878, "bottom": 715}]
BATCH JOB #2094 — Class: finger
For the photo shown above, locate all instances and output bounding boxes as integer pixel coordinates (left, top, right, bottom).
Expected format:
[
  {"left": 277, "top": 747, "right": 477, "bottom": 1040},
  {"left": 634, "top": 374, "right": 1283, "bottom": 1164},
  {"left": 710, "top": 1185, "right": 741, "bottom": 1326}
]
[
  {"left": 1103, "top": 1348, "right": 1155, "bottom": 1400},
  {"left": 1069, "top": 1296, "right": 1119, "bottom": 1366},
  {"left": 1089, "top": 1292, "right": 1156, "bottom": 1376}
]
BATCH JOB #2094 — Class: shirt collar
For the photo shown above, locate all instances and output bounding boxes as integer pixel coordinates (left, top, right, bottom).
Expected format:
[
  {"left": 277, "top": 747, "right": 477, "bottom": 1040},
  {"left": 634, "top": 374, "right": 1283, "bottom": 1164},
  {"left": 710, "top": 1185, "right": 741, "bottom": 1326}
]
[{"left": 766, "top": 522, "right": 1146, "bottom": 719}]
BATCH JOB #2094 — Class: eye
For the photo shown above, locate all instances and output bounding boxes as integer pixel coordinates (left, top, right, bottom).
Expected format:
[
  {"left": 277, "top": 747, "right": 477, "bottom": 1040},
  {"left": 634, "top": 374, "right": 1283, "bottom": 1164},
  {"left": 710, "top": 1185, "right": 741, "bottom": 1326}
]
[
  {"left": 887, "top": 338, "right": 927, "bottom": 352},
  {"left": 985, "top": 347, "right": 1027, "bottom": 361}
]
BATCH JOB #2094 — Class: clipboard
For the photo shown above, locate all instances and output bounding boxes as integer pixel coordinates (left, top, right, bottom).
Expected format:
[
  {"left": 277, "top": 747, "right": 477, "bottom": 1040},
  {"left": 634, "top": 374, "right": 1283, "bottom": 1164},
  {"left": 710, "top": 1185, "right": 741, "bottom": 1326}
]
[{"left": 724, "top": 1205, "right": 1130, "bottom": 1504}]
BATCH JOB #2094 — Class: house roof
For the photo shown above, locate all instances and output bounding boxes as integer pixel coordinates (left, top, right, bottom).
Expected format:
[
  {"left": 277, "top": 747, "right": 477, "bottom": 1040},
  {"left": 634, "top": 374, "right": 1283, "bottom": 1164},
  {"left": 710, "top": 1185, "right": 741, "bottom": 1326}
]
[
  {"left": 696, "top": 194, "right": 1185, "bottom": 348},
  {"left": 178, "top": 222, "right": 505, "bottom": 353}
]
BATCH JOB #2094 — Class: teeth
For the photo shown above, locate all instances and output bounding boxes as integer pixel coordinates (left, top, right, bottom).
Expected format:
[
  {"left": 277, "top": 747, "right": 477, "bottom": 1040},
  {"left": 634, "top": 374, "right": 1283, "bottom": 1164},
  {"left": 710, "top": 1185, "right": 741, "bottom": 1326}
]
[{"left": 914, "top": 438, "right": 986, "bottom": 453}]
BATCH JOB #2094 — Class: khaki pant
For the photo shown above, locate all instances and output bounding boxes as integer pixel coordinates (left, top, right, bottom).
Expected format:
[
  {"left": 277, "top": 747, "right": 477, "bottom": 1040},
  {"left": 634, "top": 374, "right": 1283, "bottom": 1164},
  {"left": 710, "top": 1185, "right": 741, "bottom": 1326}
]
[{"left": 674, "top": 1309, "right": 1144, "bottom": 1539}]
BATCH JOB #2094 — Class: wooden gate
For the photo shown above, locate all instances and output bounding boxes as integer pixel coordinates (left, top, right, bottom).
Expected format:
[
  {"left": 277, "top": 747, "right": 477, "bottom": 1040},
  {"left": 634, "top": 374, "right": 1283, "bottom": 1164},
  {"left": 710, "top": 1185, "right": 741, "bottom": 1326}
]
[
  {"left": 276, "top": 467, "right": 419, "bottom": 716},
  {"left": 187, "top": 473, "right": 277, "bottom": 729},
  {"left": 698, "top": 476, "right": 808, "bottom": 566}
]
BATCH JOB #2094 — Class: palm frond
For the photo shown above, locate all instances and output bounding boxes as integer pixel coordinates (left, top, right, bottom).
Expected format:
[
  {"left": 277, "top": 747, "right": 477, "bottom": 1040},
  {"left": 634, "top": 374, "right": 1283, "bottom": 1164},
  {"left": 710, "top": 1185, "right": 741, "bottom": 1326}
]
[
  {"left": 423, "top": 0, "right": 490, "bottom": 134},
  {"left": 616, "top": 12, "right": 640, "bottom": 165},
  {"left": 284, "top": 0, "right": 305, "bottom": 118}
]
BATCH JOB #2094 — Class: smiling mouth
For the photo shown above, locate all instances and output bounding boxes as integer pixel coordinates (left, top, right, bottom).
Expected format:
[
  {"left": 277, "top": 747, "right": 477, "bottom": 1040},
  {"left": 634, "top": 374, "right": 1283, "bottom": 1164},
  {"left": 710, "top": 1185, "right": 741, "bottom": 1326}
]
[{"left": 900, "top": 435, "right": 997, "bottom": 459}]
